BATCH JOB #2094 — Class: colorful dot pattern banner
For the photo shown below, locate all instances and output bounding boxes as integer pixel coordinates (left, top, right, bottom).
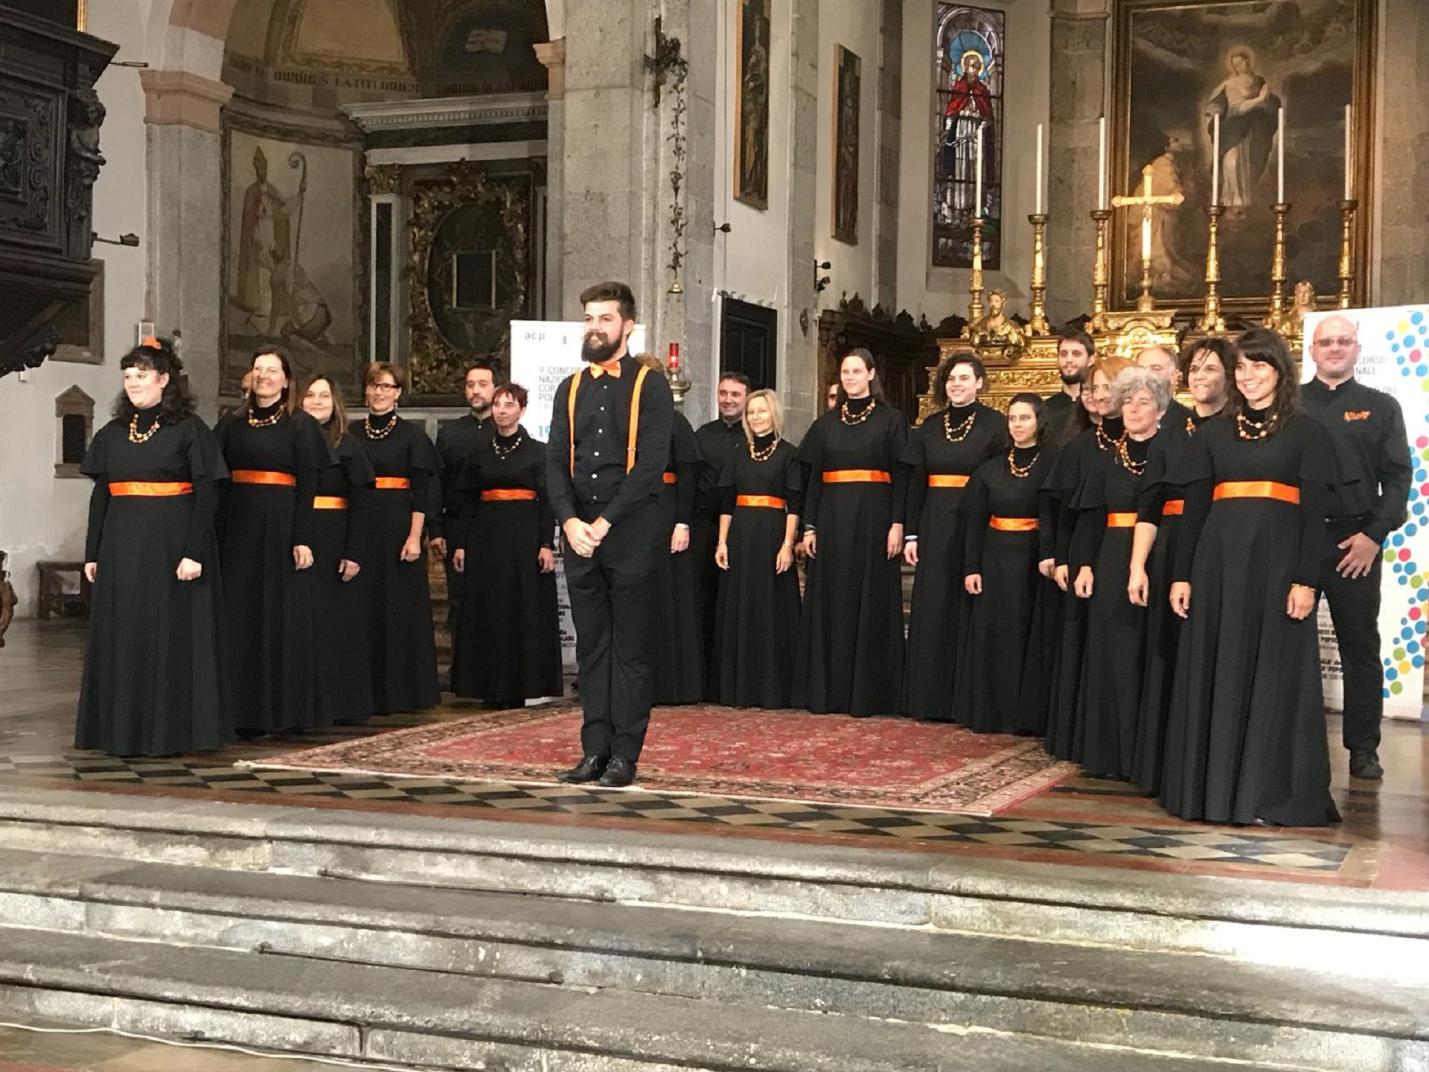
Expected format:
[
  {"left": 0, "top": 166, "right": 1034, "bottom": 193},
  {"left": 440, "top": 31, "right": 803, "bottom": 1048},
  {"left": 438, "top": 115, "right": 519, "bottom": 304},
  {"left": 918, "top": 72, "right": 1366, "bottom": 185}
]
[{"left": 1303, "top": 306, "right": 1429, "bottom": 721}]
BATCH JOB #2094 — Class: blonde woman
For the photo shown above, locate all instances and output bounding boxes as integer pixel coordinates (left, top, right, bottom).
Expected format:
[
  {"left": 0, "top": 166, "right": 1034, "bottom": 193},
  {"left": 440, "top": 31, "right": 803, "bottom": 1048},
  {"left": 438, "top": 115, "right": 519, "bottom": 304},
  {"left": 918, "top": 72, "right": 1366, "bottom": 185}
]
[{"left": 712, "top": 389, "right": 803, "bottom": 708}]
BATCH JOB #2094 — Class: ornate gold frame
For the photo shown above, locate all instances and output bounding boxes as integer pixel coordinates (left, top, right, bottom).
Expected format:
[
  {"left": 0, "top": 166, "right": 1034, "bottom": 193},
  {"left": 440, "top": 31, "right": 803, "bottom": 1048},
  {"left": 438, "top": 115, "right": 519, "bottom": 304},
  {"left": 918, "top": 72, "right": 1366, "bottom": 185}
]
[{"left": 1110, "top": 0, "right": 1376, "bottom": 316}]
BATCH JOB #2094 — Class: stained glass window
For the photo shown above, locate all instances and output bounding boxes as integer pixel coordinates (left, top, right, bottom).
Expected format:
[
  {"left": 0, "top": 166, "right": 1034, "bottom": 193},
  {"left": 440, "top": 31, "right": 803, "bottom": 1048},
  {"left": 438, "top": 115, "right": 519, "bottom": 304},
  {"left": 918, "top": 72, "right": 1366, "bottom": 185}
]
[{"left": 932, "top": 4, "right": 1005, "bottom": 269}]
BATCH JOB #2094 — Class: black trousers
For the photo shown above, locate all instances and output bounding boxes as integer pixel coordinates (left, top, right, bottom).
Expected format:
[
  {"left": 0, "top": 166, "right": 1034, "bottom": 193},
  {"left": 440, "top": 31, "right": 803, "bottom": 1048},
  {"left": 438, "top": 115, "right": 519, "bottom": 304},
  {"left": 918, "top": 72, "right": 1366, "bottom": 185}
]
[
  {"left": 563, "top": 499, "right": 662, "bottom": 761},
  {"left": 1320, "top": 520, "right": 1383, "bottom": 752}
]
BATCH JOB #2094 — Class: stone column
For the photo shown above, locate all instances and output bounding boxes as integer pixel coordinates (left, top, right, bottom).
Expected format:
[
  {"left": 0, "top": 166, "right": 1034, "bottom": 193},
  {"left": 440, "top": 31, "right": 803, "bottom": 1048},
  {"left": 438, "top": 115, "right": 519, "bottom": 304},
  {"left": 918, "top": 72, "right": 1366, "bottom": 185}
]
[
  {"left": 783, "top": 0, "right": 820, "bottom": 438},
  {"left": 1373, "top": 0, "right": 1429, "bottom": 306},
  {"left": 1045, "top": 0, "right": 1109, "bottom": 330},
  {"left": 873, "top": 0, "right": 902, "bottom": 312},
  {"left": 534, "top": 39, "right": 566, "bottom": 318},
  {"left": 140, "top": 69, "right": 233, "bottom": 419}
]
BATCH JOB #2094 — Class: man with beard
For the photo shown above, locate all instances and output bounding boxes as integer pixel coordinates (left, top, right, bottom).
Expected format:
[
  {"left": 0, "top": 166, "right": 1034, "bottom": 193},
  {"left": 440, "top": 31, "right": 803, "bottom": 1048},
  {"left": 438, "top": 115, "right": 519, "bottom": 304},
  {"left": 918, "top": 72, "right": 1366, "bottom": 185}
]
[
  {"left": 547, "top": 281, "right": 674, "bottom": 787},
  {"left": 692, "top": 371, "right": 750, "bottom": 693},
  {"left": 1136, "top": 344, "right": 1194, "bottom": 436},
  {"left": 430, "top": 357, "right": 501, "bottom": 632},
  {"left": 1043, "top": 328, "right": 1093, "bottom": 440}
]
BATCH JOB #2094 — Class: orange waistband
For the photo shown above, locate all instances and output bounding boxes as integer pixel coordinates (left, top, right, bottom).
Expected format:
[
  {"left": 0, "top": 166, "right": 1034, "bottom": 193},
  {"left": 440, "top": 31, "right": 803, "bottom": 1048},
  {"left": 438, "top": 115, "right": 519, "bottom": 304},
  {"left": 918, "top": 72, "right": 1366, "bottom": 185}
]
[
  {"left": 480, "top": 488, "right": 538, "bottom": 502},
  {"left": 231, "top": 469, "right": 296, "bottom": 488},
  {"left": 374, "top": 476, "right": 412, "bottom": 490},
  {"left": 927, "top": 473, "right": 970, "bottom": 489},
  {"left": 1213, "top": 480, "right": 1300, "bottom": 505},
  {"left": 662, "top": 471, "right": 678, "bottom": 485},
  {"left": 824, "top": 469, "right": 892, "bottom": 484},
  {"left": 312, "top": 496, "right": 348, "bottom": 510},
  {"left": 108, "top": 481, "right": 193, "bottom": 497},
  {"left": 1161, "top": 499, "right": 1185, "bottom": 517},
  {"left": 1107, "top": 512, "right": 1138, "bottom": 528},
  {"left": 736, "top": 494, "right": 787, "bottom": 510},
  {"left": 989, "top": 516, "right": 1039, "bottom": 532}
]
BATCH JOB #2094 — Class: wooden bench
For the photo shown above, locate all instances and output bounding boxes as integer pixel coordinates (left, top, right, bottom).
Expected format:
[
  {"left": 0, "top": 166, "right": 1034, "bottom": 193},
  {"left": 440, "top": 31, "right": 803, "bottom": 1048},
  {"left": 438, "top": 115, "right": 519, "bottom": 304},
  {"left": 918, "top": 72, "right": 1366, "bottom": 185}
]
[{"left": 35, "top": 560, "right": 90, "bottom": 621}]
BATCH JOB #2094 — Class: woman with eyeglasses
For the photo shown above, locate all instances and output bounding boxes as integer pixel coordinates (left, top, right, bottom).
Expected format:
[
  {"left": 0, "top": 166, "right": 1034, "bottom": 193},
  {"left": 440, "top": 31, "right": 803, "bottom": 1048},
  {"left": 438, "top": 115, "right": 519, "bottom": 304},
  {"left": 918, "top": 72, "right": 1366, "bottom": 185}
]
[
  {"left": 954, "top": 393, "right": 1058, "bottom": 734},
  {"left": 215, "top": 347, "right": 331, "bottom": 734},
  {"left": 1126, "top": 338, "right": 1232, "bottom": 794},
  {"left": 76, "top": 340, "right": 232, "bottom": 755},
  {"left": 1161, "top": 328, "right": 1339, "bottom": 826},
  {"left": 295, "top": 373, "right": 377, "bottom": 724},
  {"left": 448, "top": 383, "right": 561, "bottom": 707},
  {"left": 1042, "top": 353, "right": 1131, "bottom": 760},
  {"left": 349, "top": 362, "right": 441, "bottom": 713},
  {"left": 712, "top": 388, "right": 804, "bottom": 708}
]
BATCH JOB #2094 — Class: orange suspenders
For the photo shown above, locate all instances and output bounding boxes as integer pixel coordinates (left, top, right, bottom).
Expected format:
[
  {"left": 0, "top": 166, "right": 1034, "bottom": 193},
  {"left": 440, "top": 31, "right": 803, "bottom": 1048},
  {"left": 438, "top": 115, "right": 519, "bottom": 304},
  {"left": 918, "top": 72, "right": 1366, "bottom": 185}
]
[{"left": 567, "top": 364, "right": 651, "bottom": 477}]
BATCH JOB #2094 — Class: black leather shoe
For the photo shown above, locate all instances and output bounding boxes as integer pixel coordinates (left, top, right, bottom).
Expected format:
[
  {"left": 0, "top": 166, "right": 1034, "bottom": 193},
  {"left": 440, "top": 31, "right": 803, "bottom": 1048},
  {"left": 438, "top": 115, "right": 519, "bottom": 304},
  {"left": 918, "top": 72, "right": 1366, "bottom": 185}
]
[
  {"left": 598, "top": 756, "right": 637, "bottom": 787},
  {"left": 1349, "top": 749, "right": 1384, "bottom": 780},
  {"left": 556, "top": 755, "right": 607, "bottom": 783}
]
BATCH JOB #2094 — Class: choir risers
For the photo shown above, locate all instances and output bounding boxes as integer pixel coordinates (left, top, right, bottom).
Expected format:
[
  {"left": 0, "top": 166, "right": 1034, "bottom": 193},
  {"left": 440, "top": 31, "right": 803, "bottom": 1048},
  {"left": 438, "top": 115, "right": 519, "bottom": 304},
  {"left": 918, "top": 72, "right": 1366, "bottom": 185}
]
[{"left": 0, "top": 788, "right": 1426, "bottom": 1071}]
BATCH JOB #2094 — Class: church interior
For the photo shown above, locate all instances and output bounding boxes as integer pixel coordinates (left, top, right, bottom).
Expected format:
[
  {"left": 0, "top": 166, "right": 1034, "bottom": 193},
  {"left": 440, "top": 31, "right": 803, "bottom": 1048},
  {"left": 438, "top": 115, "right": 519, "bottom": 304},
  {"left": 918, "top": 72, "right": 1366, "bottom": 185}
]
[{"left": 0, "top": 0, "right": 1427, "bottom": 1069}]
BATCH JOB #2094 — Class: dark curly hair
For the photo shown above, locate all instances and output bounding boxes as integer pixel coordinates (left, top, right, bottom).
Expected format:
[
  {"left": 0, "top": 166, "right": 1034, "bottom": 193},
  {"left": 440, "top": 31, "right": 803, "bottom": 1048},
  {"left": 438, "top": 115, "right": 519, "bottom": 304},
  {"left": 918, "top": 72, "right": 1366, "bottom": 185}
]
[
  {"left": 113, "top": 338, "right": 195, "bottom": 425},
  {"left": 1007, "top": 391, "right": 1049, "bottom": 445}
]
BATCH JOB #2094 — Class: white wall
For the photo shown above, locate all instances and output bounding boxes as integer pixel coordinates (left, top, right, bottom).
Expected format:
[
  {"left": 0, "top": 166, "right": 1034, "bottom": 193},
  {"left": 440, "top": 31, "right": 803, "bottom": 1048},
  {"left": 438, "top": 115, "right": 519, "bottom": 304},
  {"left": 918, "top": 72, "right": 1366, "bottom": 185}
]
[
  {"left": 0, "top": 0, "right": 152, "bottom": 615},
  {"left": 896, "top": 0, "right": 1050, "bottom": 324}
]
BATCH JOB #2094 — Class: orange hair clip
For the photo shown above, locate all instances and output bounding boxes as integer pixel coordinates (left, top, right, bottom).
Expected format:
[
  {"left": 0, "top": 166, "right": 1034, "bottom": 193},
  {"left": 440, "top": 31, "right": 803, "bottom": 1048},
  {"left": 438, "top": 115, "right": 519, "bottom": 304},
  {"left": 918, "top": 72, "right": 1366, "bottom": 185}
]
[{"left": 142, "top": 336, "right": 161, "bottom": 349}]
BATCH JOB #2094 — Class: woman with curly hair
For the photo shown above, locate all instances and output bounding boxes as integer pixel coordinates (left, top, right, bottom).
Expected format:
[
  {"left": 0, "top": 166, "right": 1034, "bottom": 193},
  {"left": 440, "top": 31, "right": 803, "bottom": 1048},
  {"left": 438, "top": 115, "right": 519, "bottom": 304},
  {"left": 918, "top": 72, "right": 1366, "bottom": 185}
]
[{"left": 76, "top": 339, "right": 232, "bottom": 755}]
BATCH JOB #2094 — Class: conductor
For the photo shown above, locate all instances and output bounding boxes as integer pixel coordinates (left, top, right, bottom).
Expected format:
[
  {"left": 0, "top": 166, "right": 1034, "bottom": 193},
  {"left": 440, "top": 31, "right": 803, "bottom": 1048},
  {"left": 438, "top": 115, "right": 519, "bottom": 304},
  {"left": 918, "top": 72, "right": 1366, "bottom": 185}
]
[{"left": 547, "top": 282, "right": 674, "bottom": 787}]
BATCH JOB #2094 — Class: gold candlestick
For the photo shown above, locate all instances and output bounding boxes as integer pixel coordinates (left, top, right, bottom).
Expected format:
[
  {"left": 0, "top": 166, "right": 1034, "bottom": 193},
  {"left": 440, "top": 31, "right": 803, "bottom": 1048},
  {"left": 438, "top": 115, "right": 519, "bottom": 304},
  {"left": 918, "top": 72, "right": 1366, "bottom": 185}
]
[
  {"left": 1197, "top": 205, "right": 1226, "bottom": 334},
  {"left": 967, "top": 215, "right": 985, "bottom": 327},
  {"left": 1090, "top": 209, "right": 1111, "bottom": 332},
  {"left": 1337, "top": 199, "right": 1358, "bottom": 309},
  {"left": 1264, "top": 201, "right": 1292, "bottom": 335},
  {"left": 1027, "top": 213, "right": 1050, "bottom": 336},
  {"left": 1136, "top": 235, "right": 1155, "bottom": 313}
]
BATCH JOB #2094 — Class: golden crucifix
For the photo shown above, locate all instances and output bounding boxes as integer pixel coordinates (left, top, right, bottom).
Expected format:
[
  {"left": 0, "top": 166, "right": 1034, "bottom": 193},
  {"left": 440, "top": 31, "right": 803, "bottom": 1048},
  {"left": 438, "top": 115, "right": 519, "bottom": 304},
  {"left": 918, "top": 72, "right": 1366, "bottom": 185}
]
[{"left": 1112, "top": 164, "right": 1184, "bottom": 312}]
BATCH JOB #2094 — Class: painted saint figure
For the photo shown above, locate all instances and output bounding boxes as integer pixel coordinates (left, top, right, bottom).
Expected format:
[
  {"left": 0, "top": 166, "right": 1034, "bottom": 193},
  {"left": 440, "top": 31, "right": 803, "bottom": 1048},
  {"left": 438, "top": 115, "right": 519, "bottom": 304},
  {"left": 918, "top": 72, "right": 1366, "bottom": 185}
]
[
  {"left": 941, "top": 49, "right": 995, "bottom": 218},
  {"left": 1205, "top": 47, "right": 1280, "bottom": 210},
  {"left": 234, "top": 146, "right": 300, "bottom": 336}
]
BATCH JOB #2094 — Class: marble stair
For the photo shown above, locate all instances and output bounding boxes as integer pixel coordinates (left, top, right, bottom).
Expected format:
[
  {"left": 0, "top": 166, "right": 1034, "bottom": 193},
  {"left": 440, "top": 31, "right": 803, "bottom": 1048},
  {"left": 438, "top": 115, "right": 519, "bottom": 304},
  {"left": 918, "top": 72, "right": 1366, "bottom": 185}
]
[{"left": 0, "top": 786, "right": 1424, "bottom": 1071}]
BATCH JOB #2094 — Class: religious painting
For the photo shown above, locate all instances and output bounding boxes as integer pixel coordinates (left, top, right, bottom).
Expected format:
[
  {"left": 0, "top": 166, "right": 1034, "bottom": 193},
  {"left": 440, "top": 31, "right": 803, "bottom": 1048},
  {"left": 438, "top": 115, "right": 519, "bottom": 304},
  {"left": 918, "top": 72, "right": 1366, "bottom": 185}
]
[
  {"left": 733, "top": 0, "right": 770, "bottom": 209},
  {"left": 931, "top": 4, "right": 1004, "bottom": 270},
  {"left": 223, "top": 123, "right": 363, "bottom": 397},
  {"left": 1113, "top": 0, "right": 1373, "bottom": 312},
  {"left": 832, "top": 45, "right": 860, "bottom": 245}
]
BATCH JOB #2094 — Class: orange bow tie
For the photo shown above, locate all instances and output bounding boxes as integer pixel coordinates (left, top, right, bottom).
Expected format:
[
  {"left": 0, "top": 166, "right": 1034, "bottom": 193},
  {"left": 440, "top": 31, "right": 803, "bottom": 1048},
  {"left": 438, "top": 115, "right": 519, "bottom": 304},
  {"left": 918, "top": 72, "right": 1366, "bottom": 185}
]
[{"left": 590, "top": 358, "right": 623, "bottom": 378}]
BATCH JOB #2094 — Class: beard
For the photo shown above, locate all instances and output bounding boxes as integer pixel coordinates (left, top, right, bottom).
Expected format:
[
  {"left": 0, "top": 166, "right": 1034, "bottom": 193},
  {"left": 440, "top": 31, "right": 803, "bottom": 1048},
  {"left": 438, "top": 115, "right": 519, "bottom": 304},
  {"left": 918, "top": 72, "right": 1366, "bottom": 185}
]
[
  {"left": 582, "top": 332, "right": 622, "bottom": 364},
  {"left": 1059, "top": 371, "right": 1084, "bottom": 387}
]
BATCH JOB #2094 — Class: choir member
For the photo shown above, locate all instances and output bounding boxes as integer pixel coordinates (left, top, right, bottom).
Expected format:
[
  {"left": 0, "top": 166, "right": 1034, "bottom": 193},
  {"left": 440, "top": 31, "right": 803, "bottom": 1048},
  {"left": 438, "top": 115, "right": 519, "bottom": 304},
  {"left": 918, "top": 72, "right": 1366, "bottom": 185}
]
[
  {"left": 692, "top": 372, "right": 749, "bottom": 696},
  {"left": 954, "top": 393, "right": 1058, "bottom": 734},
  {"left": 1043, "top": 354, "right": 1131, "bottom": 759},
  {"left": 76, "top": 340, "right": 231, "bottom": 755},
  {"left": 1043, "top": 328, "right": 1093, "bottom": 443},
  {"left": 901, "top": 351, "right": 1008, "bottom": 721},
  {"left": 215, "top": 348, "right": 330, "bottom": 733},
  {"left": 1302, "top": 315, "right": 1411, "bottom": 782},
  {"left": 793, "top": 349, "right": 909, "bottom": 716},
  {"left": 1126, "top": 338, "right": 1231, "bottom": 793},
  {"left": 637, "top": 354, "right": 704, "bottom": 703},
  {"left": 449, "top": 383, "right": 561, "bottom": 706},
  {"left": 1135, "top": 344, "right": 1194, "bottom": 433},
  {"left": 350, "top": 362, "right": 441, "bottom": 713},
  {"left": 1162, "top": 328, "right": 1340, "bottom": 826},
  {"left": 713, "top": 389, "right": 804, "bottom": 708},
  {"left": 296, "top": 374, "right": 376, "bottom": 724},
  {"left": 1069, "top": 367, "right": 1169, "bottom": 778}
]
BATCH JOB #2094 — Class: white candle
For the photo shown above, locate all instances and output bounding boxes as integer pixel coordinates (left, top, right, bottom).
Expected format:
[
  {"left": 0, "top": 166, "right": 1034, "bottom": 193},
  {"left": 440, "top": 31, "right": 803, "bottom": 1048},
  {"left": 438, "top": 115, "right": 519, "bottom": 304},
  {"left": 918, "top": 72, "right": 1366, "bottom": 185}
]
[
  {"left": 1097, "top": 116, "right": 1107, "bottom": 210},
  {"left": 1035, "top": 123, "right": 1044, "bottom": 215},
  {"left": 1276, "top": 106, "right": 1285, "bottom": 203},
  {"left": 974, "top": 123, "right": 984, "bottom": 217},
  {"left": 1211, "top": 113, "right": 1220, "bottom": 207},
  {"left": 1344, "top": 105, "right": 1353, "bottom": 199},
  {"left": 1141, "top": 214, "right": 1151, "bottom": 263}
]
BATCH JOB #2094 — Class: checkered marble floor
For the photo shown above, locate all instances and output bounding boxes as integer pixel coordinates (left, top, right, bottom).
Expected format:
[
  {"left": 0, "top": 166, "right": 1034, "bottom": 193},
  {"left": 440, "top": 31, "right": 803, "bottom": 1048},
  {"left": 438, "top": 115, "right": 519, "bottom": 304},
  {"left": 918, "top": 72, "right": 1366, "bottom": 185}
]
[{"left": 0, "top": 751, "right": 1352, "bottom": 873}]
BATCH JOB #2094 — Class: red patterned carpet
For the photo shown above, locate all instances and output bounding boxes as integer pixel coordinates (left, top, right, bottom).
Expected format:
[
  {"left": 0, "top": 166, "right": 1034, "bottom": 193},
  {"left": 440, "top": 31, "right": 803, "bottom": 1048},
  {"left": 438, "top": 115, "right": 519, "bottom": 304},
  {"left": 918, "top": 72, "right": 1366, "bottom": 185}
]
[{"left": 247, "top": 706, "right": 1077, "bottom": 816}]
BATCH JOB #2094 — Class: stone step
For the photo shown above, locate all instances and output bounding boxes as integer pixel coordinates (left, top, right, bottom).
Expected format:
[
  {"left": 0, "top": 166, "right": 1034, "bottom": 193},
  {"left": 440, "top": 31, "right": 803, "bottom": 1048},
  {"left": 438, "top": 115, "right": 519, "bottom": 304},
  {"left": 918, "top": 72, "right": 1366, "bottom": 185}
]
[
  {"left": 0, "top": 786, "right": 1424, "bottom": 977},
  {"left": 0, "top": 924, "right": 1285, "bottom": 1072},
  {"left": 1, "top": 848, "right": 1425, "bottom": 1072}
]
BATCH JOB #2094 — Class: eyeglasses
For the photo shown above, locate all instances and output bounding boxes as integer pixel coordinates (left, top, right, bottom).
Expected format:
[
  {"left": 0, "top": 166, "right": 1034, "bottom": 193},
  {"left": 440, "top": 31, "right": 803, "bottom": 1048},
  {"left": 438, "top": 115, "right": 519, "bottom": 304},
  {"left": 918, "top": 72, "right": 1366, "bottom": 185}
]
[
  {"left": 368, "top": 383, "right": 400, "bottom": 392},
  {"left": 1313, "top": 336, "right": 1356, "bottom": 348}
]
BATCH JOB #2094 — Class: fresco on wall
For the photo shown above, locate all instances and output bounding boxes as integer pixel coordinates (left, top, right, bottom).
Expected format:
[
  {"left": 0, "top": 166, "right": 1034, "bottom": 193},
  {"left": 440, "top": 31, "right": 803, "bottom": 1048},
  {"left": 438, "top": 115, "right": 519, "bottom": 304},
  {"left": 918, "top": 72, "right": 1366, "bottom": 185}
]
[{"left": 832, "top": 44, "right": 860, "bottom": 244}]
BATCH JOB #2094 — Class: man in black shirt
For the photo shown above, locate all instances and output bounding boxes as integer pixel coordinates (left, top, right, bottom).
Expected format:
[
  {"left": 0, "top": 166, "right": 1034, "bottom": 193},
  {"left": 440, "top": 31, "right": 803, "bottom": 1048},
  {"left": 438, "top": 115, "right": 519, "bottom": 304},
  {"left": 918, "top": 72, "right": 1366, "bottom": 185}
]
[
  {"left": 547, "top": 281, "right": 674, "bottom": 787},
  {"left": 1136, "top": 344, "right": 1194, "bottom": 435},
  {"left": 1301, "top": 314, "right": 1411, "bottom": 781},
  {"left": 1044, "top": 328, "right": 1092, "bottom": 441},
  {"left": 430, "top": 358, "right": 499, "bottom": 633},
  {"left": 692, "top": 371, "right": 750, "bottom": 692}
]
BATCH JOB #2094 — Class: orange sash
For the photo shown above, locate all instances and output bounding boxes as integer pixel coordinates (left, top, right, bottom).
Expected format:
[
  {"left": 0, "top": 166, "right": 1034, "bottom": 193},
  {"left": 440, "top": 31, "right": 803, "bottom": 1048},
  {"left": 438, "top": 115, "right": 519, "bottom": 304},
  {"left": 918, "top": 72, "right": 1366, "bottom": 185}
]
[
  {"left": 989, "top": 516, "right": 1038, "bottom": 532},
  {"left": 927, "top": 473, "right": 970, "bottom": 488},
  {"left": 312, "top": 496, "right": 348, "bottom": 510},
  {"left": 231, "top": 469, "right": 296, "bottom": 488},
  {"left": 1161, "top": 499, "right": 1185, "bottom": 517},
  {"left": 374, "top": 476, "right": 412, "bottom": 490},
  {"left": 1106, "top": 512, "right": 1138, "bottom": 528},
  {"left": 1213, "top": 481, "right": 1300, "bottom": 505},
  {"left": 823, "top": 469, "right": 892, "bottom": 484},
  {"left": 480, "top": 488, "right": 538, "bottom": 502},
  {"left": 736, "top": 495, "right": 787, "bottom": 510},
  {"left": 108, "top": 481, "right": 193, "bottom": 497}
]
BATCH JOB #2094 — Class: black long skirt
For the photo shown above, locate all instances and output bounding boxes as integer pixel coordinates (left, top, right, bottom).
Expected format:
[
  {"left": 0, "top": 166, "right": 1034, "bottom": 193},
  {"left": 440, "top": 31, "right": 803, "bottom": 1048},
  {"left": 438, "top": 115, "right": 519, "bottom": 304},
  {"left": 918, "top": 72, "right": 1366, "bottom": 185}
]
[
  {"left": 955, "top": 528, "right": 1049, "bottom": 735},
  {"left": 307, "top": 504, "right": 374, "bottom": 722},
  {"left": 77, "top": 497, "right": 230, "bottom": 754},
  {"left": 648, "top": 494, "right": 704, "bottom": 704},
  {"left": 1130, "top": 518, "right": 1180, "bottom": 794},
  {"left": 451, "top": 500, "right": 561, "bottom": 702},
  {"left": 714, "top": 505, "right": 801, "bottom": 708},
  {"left": 903, "top": 490, "right": 968, "bottom": 721},
  {"left": 1076, "top": 527, "right": 1148, "bottom": 778},
  {"left": 1043, "top": 589, "right": 1087, "bottom": 760},
  {"left": 351, "top": 490, "right": 440, "bottom": 713}
]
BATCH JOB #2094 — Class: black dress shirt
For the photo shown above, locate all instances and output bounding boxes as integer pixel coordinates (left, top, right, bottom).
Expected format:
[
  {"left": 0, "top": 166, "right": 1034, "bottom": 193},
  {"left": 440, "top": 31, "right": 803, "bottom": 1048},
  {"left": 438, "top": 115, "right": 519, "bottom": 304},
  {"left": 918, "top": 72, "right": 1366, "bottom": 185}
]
[
  {"left": 1300, "top": 376, "right": 1411, "bottom": 542},
  {"left": 431, "top": 412, "right": 494, "bottom": 539},
  {"left": 694, "top": 417, "right": 746, "bottom": 521}
]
